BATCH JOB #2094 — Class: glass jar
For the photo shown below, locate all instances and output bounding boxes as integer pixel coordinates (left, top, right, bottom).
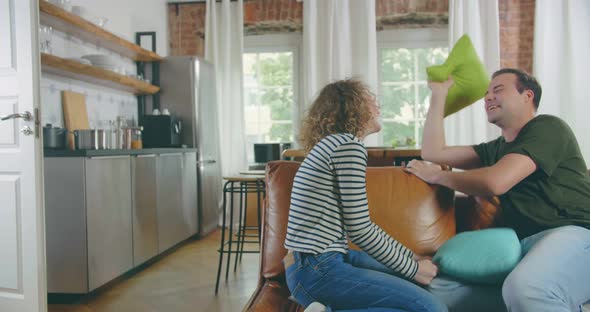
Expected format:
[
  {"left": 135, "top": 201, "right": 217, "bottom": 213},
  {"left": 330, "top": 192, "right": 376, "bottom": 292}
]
[
  {"left": 131, "top": 127, "right": 143, "bottom": 150},
  {"left": 39, "top": 26, "right": 53, "bottom": 54}
]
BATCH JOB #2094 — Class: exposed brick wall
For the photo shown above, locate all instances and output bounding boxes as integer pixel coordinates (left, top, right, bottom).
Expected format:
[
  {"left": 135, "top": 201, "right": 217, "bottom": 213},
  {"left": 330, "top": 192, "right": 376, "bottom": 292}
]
[
  {"left": 498, "top": 0, "right": 535, "bottom": 74},
  {"left": 376, "top": 0, "right": 448, "bottom": 30},
  {"left": 244, "top": 0, "right": 303, "bottom": 35},
  {"left": 168, "top": 3, "right": 206, "bottom": 56},
  {"left": 167, "top": 0, "right": 536, "bottom": 74},
  {"left": 168, "top": 0, "right": 448, "bottom": 56}
]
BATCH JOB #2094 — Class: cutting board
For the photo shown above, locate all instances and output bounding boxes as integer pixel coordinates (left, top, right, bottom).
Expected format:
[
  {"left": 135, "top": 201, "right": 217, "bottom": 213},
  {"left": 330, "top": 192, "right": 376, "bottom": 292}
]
[{"left": 61, "top": 90, "right": 90, "bottom": 150}]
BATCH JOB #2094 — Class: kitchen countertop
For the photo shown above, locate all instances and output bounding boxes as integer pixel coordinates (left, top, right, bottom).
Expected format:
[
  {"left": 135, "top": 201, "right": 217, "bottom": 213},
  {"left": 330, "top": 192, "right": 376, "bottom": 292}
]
[{"left": 44, "top": 147, "right": 197, "bottom": 157}]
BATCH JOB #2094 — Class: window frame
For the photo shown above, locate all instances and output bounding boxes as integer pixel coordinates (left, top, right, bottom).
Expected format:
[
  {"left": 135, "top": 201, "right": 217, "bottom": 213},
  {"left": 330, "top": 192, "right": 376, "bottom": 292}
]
[
  {"left": 376, "top": 28, "right": 448, "bottom": 147},
  {"left": 242, "top": 33, "right": 303, "bottom": 160}
]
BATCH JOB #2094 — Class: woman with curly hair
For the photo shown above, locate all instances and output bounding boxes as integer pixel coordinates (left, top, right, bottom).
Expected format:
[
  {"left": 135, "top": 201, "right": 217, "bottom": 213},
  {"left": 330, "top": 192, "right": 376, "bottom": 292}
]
[{"left": 283, "top": 79, "right": 447, "bottom": 312}]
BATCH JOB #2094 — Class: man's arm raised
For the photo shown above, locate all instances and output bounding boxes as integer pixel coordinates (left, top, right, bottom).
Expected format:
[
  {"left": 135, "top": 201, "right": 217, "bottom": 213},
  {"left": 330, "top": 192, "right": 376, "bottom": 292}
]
[{"left": 421, "top": 78, "right": 482, "bottom": 170}]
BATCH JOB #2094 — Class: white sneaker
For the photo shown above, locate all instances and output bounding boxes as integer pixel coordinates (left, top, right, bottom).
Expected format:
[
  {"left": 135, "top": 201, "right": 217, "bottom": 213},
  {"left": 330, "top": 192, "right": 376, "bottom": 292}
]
[{"left": 304, "top": 302, "right": 327, "bottom": 312}]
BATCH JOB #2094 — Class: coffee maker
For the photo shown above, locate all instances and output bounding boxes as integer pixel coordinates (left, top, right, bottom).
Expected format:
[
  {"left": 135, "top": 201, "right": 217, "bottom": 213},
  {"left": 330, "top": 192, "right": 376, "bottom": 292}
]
[{"left": 142, "top": 115, "right": 182, "bottom": 148}]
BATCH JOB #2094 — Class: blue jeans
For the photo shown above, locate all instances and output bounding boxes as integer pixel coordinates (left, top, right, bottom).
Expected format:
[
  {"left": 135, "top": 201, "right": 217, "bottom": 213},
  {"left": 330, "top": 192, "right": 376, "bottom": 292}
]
[
  {"left": 285, "top": 250, "right": 448, "bottom": 312},
  {"left": 428, "top": 225, "right": 590, "bottom": 312}
]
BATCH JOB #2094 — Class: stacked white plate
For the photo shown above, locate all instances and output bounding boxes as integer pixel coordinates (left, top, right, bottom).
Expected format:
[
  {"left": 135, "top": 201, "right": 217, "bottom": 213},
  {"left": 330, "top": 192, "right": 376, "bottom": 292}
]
[
  {"left": 67, "top": 58, "right": 92, "bottom": 66},
  {"left": 81, "top": 55, "right": 124, "bottom": 74}
]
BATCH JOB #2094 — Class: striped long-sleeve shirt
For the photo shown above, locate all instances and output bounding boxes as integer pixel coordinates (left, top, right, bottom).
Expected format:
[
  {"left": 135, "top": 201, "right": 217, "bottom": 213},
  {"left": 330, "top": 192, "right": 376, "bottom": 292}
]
[{"left": 284, "top": 133, "right": 419, "bottom": 280}]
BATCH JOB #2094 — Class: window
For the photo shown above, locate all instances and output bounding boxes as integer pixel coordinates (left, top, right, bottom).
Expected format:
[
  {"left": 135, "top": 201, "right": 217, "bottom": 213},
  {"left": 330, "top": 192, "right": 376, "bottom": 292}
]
[
  {"left": 378, "top": 29, "right": 448, "bottom": 148},
  {"left": 243, "top": 34, "right": 301, "bottom": 163}
]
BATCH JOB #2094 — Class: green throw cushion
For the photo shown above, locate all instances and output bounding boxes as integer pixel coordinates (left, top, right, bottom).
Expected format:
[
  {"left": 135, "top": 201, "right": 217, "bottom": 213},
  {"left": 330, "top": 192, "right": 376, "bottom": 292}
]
[
  {"left": 427, "top": 35, "right": 490, "bottom": 116},
  {"left": 433, "top": 228, "right": 522, "bottom": 284}
]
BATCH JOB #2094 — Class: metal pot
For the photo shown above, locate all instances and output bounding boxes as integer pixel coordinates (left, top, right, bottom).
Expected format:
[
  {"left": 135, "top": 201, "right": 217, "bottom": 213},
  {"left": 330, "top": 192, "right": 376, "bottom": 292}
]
[
  {"left": 121, "top": 127, "right": 133, "bottom": 149},
  {"left": 43, "top": 124, "right": 67, "bottom": 149},
  {"left": 73, "top": 129, "right": 97, "bottom": 150},
  {"left": 96, "top": 129, "right": 108, "bottom": 150}
]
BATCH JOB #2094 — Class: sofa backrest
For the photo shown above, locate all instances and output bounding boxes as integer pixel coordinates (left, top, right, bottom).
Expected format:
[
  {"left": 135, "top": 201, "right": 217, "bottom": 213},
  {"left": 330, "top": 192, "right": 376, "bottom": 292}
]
[
  {"left": 261, "top": 161, "right": 457, "bottom": 280},
  {"left": 366, "top": 149, "right": 422, "bottom": 166},
  {"left": 363, "top": 167, "right": 455, "bottom": 255}
]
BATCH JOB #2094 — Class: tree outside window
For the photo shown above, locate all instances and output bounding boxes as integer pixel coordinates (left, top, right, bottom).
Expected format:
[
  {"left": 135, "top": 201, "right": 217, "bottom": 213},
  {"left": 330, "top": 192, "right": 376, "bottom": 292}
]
[
  {"left": 243, "top": 52, "right": 295, "bottom": 162},
  {"left": 379, "top": 47, "right": 448, "bottom": 148}
]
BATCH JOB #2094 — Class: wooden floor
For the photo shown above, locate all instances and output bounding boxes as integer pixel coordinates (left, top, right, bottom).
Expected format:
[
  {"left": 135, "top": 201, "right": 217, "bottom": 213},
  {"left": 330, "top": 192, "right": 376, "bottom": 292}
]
[{"left": 48, "top": 229, "right": 259, "bottom": 312}]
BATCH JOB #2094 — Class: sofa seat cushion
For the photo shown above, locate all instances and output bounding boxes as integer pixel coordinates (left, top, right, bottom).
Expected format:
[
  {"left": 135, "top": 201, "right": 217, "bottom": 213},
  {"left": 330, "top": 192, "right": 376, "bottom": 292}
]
[{"left": 244, "top": 280, "right": 304, "bottom": 312}]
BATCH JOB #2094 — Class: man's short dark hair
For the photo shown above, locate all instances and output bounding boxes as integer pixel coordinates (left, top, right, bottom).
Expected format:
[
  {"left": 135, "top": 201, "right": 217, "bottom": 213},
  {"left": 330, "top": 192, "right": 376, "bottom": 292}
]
[{"left": 492, "top": 68, "right": 542, "bottom": 109}]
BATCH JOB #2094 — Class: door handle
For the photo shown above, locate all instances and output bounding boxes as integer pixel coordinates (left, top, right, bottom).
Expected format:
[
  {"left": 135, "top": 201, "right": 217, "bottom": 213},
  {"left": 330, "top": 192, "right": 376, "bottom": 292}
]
[{"left": 1, "top": 111, "right": 32, "bottom": 122}]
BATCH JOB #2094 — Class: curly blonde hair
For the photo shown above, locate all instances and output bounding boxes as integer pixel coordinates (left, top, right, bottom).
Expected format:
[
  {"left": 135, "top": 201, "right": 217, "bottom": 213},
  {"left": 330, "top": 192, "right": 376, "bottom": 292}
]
[{"left": 298, "top": 79, "right": 373, "bottom": 153}]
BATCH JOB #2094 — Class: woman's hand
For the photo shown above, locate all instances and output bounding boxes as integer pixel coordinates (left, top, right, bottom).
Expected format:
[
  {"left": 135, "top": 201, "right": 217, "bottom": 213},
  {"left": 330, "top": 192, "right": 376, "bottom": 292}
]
[
  {"left": 414, "top": 259, "right": 439, "bottom": 286},
  {"left": 404, "top": 159, "right": 443, "bottom": 184},
  {"left": 412, "top": 254, "right": 432, "bottom": 261}
]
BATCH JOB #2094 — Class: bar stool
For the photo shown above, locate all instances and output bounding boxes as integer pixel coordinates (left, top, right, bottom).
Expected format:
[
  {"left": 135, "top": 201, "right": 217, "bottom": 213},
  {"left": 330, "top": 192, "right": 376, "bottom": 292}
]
[{"left": 215, "top": 174, "right": 265, "bottom": 294}]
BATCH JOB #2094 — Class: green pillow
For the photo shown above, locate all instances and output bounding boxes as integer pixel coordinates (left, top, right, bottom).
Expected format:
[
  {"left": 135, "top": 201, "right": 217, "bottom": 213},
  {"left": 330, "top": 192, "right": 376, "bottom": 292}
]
[
  {"left": 426, "top": 35, "right": 490, "bottom": 117},
  {"left": 433, "top": 228, "right": 522, "bottom": 284}
]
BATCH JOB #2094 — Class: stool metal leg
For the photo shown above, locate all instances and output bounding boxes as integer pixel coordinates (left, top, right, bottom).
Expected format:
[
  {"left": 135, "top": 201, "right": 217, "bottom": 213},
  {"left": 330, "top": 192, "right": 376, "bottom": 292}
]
[
  {"left": 240, "top": 182, "right": 249, "bottom": 262},
  {"left": 225, "top": 181, "right": 235, "bottom": 282},
  {"left": 234, "top": 182, "right": 245, "bottom": 272},
  {"left": 215, "top": 180, "right": 231, "bottom": 295},
  {"left": 256, "top": 180, "right": 263, "bottom": 244}
]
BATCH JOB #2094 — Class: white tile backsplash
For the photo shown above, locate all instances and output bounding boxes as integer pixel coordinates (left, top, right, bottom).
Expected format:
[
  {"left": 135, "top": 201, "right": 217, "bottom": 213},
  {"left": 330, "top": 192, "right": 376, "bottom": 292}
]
[{"left": 41, "top": 27, "right": 139, "bottom": 129}]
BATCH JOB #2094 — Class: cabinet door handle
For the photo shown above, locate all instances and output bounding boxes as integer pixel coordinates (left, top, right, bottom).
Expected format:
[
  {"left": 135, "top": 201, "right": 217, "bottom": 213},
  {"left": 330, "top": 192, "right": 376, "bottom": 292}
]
[
  {"left": 136, "top": 154, "right": 156, "bottom": 158},
  {"left": 196, "top": 160, "right": 216, "bottom": 164},
  {"left": 87, "top": 156, "right": 130, "bottom": 160}
]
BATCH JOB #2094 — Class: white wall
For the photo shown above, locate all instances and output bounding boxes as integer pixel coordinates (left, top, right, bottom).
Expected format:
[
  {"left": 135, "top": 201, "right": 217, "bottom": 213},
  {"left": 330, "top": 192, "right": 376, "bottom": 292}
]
[{"left": 74, "top": 0, "right": 169, "bottom": 56}]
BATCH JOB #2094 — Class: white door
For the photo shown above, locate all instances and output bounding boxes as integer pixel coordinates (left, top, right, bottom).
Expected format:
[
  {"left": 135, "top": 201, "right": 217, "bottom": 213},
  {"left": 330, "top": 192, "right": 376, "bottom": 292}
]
[{"left": 0, "top": 0, "right": 47, "bottom": 311}]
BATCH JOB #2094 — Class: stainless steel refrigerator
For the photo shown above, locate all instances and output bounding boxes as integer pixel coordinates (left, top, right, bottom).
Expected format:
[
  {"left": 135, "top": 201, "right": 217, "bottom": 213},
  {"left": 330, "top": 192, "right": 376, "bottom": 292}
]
[{"left": 159, "top": 56, "right": 222, "bottom": 236}]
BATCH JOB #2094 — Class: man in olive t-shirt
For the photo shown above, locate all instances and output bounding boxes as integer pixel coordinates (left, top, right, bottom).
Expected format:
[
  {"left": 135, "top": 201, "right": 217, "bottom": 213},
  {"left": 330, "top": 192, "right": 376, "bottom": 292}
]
[
  {"left": 406, "top": 68, "right": 590, "bottom": 312},
  {"left": 474, "top": 114, "right": 590, "bottom": 239}
]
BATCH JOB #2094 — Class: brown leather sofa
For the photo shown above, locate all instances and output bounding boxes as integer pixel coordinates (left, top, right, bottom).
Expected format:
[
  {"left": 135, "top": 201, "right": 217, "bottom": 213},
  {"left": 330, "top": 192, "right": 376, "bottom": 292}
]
[
  {"left": 283, "top": 148, "right": 423, "bottom": 167},
  {"left": 243, "top": 161, "right": 500, "bottom": 312}
]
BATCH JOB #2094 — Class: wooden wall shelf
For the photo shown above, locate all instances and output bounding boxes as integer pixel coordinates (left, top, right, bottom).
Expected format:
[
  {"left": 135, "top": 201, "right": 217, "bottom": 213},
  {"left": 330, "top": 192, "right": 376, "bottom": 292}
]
[
  {"left": 41, "top": 53, "right": 160, "bottom": 95},
  {"left": 39, "top": 1, "right": 163, "bottom": 62}
]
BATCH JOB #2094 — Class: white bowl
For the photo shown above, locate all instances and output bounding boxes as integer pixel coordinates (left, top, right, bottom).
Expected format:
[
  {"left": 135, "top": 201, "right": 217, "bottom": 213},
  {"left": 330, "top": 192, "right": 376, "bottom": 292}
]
[{"left": 94, "top": 65, "right": 124, "bottom": 75}]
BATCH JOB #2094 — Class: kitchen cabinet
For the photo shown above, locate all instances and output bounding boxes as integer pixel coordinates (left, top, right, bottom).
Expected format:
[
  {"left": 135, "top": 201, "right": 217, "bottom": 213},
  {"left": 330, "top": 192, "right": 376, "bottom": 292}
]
[
  {"left": 44, "top": 151, "right": 199, "bottom": 293},
  {"left": 182, "top": 152, "right": 199, "bottom": 236},
  {"left": 131, "top": 154, "right": 159, "bottom": 266},
  {"left": 156, "top": 153, "right": 189, "bottom": 252},
  {"left": 44, "top": 157, "right": 88, "bottom": 293},
  {"left": 133, "top": 152, "right": 198, "bottom": 261},
  {"left": 85, "top": 156, "right": 133, "bottom": 291},
  {"left": 44, "top": 156, "right": 133, "bottom": 293}
]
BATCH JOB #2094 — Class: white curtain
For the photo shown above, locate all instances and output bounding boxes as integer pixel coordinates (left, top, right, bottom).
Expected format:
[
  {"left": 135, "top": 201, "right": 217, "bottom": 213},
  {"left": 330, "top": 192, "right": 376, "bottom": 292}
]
[
  {"left": 205, "top": 0, "right": 247, "bottom": 176},
  {"left": 534, "top": 0, "right": 590, "bottom": 163},
  {"left": 444, "top": 0, "right": 501, "bottom": 146},
  {"left": 302, "top": 0, "right": 379, "bottom": 145}
]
